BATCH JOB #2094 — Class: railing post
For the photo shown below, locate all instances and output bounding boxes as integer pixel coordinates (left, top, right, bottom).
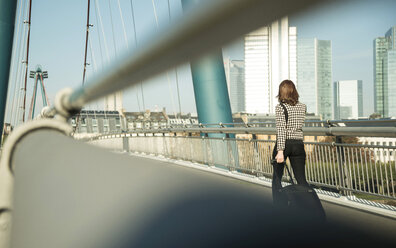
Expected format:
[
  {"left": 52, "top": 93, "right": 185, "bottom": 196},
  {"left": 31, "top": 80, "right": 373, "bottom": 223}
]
[
  {"left": 123, "top": 135, "right": 129, "bottom": 152},
  {"left": 251, "top": 134, "right": 260, "bottom": 172},
  {"left": 336, "top": 136, "right": 347, "bottom": 195},
  {"left": 204, "top": 132, "right": 213, "bottom": 166},
  {"left": 188, "top": 132, "right": 193, "bottom": 162}
]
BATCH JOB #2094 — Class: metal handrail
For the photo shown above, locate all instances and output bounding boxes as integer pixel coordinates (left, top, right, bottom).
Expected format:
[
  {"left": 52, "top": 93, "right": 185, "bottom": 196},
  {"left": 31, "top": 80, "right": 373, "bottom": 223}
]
[
  {"left": 104, "top": 134, "right": 396, "bottom": 150},
  {"left": 113, "top": 119, "right": 396, "bottom": 131},
  {"left": 93, "top": 126, "right": 396, "bottom": 138},
  {"left": 166, "top": 119, "right": 396, "bottom": 128}
]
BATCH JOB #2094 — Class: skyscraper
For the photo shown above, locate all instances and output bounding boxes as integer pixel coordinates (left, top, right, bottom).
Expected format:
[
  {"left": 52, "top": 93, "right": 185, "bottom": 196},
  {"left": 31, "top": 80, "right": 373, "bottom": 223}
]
[
  {"left": 374, "top": 26, "right": 396, "bottom": 117},
  {"left": 384, "top": 50, "right": 396, "bottom": 117},
  {"left": 374, "top": 37, "right": 389, "bottom": 117},
  {"left": 224, "top": 59, "right": 245, "bottom": 113},
  {"left": 297, "top": 38, "right": 332, "bottom": 119},
  {"left": 333, "top": 80, "right": 363, "bottom": 119},
  {"left": 244, "top": 17, "right": 297, "bottom": 114},
  {"left": 385, "top": 26, "right": 396, "bottom": 49}
]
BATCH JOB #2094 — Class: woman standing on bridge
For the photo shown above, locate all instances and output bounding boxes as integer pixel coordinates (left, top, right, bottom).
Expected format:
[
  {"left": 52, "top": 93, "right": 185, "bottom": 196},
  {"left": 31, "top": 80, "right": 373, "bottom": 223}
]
[{"left": 272, "top": 80, "right": 308, "bottom": 206}]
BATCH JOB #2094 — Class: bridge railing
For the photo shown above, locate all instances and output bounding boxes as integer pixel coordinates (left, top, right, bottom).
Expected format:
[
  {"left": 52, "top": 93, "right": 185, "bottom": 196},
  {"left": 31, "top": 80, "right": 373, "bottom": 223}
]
[{"left": 90, "top": 126, "right": 396, "bottom": 205}]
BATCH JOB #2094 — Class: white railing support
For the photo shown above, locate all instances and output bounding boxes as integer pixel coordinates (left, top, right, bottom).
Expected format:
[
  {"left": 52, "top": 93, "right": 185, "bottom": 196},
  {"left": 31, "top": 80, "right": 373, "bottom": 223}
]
[{"left": 0, "top": 119, "right": 72, "bottom": 247}]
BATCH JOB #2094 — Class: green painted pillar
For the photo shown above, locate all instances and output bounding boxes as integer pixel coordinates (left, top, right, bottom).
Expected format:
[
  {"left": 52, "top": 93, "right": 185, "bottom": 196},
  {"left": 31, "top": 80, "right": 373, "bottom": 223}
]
[
  {"left": 0, "top": 0, "right": 18, "bottom": 143},
  {"left": 182, "top": 0, "right": 239, "bottom": 169},
  {"left": 181, "top": 0, "right": 234, "bottom": 136},
  {"left": 190, "top": 51, "right": 234, "bottom": 130}
]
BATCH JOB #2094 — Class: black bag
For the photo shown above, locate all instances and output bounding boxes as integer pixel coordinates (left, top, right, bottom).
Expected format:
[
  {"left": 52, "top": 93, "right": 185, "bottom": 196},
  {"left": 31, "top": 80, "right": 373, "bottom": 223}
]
[
  {"left": 276, "top": 103, "right": 326, "bottom": 221},
  {"left": 280, "top": 163, "right": 326, "bottom": 222}
]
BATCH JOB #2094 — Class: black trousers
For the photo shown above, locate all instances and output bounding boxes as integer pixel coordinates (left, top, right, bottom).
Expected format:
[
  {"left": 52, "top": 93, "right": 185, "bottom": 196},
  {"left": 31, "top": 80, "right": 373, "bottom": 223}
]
[{"left": 272, "top": 139, "right": 308, "bottom": 206}]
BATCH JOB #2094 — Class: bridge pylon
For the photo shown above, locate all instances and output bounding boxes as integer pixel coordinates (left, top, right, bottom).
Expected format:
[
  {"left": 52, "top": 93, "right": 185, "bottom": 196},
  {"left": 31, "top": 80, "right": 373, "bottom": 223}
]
[{"left": 28, "top": 65, "right": 49, "bottom": 120}]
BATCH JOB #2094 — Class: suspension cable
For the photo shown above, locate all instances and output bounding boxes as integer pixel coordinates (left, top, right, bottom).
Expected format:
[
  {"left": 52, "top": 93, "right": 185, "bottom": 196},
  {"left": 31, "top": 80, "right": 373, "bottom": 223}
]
[
  {"left": 135, "top": 89, "right": 141, "bottom": 112},
  {"left": 94, "top": 0, "right": 110, "bottom": 63},
  {"left": 15, "top": 21, "right": 29, "bottom": 125},
  {"left": 151, "top": 0, "right": 177, "bottom": 116},
  {"left": 21, "top": 0, "right": 32, "bottom": 123},
  {"left": 129, "top": 0, "right": 138, "bottom": 46},
  {"left": 89, "top": 34, "right": 97, "bottom": 72},
  {"left": 108, "top": 0, "right": 122, "bottom": 117},
  {"left": 168, "top": 0, "right": 183, "bottom": 117},
  {"left": 93, "top": 0, "right": 104, "bottom": 70},
  {"left": 108, "top": 0, "right": 118, "bottom": 57},
  {"left": 14, "top": 0, "right": 30, "bottom": 126},
  {"left": 140, "top": 83, "right": 145, "bottom": 111},
  {"left": 130, "top": 0, "right": 145, "bottom": 111},
  {"left": 117, "top": 0, "right": 129, "bottom": 50},
  {"left": 151, "top": 0, "right": 159, "bottom": 26},
  {"left": 129, "top": 0, "right": 141, "bottom": 112},
  {"left": 7, "top": 0, "right": 26, "bottom": 128},
  {"left": 1, "top": 0, "right": 26, "bottom": 142}
]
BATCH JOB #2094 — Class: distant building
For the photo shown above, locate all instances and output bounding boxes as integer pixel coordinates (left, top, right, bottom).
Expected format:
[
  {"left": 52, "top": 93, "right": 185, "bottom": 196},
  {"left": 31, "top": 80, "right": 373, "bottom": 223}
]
[
  {"left": 244, "top": 16, "right": 297, "bottom": 114},
  {"left": 333, "top": 80, "right": 363, "bottom": 119},
  {"left": 125, "top": 110, "right": 168, "bottom": 130},
  {"left": 72, "top": 110, "right": 123, "bottom": 134},
  {"left": 297, "top": 38, "right": 332, "bottom": 119},
  {"left": 359, "top": 137, "right": 396, "bottom": 163},
  {"left": 374, "top": 26, "right": 396, "bottom": 117},
  {"left": 384, "top": 49, "right": 396, "bottom": 117},
  {"left": 105, "top": 91, "right": 123, "bottom": 113},
  {"left": 72, "top": 109, "right": 199, "bottom": 134},
  {"left": 385, "top": 26, "right": 396, "bottom": 49},
  {"left": 224, "top": 59, "right": 245, "bottom": 113},
  {"left": 167, "top": 113, "right": 198, "bottom": 126}
]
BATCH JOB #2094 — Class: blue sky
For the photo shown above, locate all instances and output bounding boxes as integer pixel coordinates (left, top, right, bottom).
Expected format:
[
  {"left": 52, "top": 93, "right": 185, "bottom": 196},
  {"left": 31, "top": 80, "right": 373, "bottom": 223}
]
[{"left": 5, "top": 0, "right": 396, "bottom": 123}]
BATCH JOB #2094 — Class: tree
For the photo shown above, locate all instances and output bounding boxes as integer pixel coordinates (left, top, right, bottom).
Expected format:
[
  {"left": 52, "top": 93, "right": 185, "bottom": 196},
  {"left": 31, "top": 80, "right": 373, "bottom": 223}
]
[
  {"left": 322, "top": 136, "right": 359, "bottom": 144},
  {"left": 369, "top": 113, "right": 381, "bottom": 119}
]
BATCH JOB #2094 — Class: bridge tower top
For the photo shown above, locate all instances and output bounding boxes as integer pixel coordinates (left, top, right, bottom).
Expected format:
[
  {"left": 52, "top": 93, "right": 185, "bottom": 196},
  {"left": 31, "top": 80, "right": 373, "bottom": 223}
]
[{"left": 28, "top": 65, "right": 49, "bottom": 120}]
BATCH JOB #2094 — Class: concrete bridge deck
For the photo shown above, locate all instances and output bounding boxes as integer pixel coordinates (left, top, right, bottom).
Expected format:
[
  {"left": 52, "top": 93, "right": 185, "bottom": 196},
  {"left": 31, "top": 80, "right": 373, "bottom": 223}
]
[{"left": 9, "top": 131, "right": 396, "bottom": 247}]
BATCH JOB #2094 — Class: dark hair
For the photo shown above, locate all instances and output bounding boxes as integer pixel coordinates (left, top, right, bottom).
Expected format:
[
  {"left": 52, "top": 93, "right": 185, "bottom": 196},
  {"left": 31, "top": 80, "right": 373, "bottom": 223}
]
[{"left": 277, "top": 80, "right": 299, "bottom": 106}]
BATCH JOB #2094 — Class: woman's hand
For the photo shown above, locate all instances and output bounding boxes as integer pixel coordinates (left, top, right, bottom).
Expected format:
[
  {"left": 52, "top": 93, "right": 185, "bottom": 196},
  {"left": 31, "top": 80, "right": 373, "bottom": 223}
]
[{"left": 275, "top": 150, "right": 284, "bottom": 163}]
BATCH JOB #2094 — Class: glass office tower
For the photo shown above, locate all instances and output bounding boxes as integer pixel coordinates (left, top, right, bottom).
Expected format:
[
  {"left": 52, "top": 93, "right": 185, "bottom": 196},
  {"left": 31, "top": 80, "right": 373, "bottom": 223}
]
[
  {"left": 297, "top": 38, "right": 316, "bottom": 113},
  {"left": 374, "top": 37, "right": 389, "bottom": 117},
  {"left": 385, "top": 26, "right": 396, "bottom": 49},
  {"left": 333, "top": 80, "right": 363, "bottom": 119},
  {"left": 224, "top": 59, "right": 245, "bottom": 113},
  {"left": 297, "top": 38, "right": 332, "bottom": 119},
  {"left": 384, "top": 50, "right": 396, "bottom": 117},
  {"left": 374, "top": 26, "right": 396, "bottom": 117},
  {"left": 244, "top": 17, "right": 297, "bottom": 114}
]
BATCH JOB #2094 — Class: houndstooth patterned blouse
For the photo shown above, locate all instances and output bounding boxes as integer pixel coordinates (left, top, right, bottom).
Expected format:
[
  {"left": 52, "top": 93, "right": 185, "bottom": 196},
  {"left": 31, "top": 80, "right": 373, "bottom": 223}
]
[{"left": 275, "top": 101, "right": 307, "bottom": 151}]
